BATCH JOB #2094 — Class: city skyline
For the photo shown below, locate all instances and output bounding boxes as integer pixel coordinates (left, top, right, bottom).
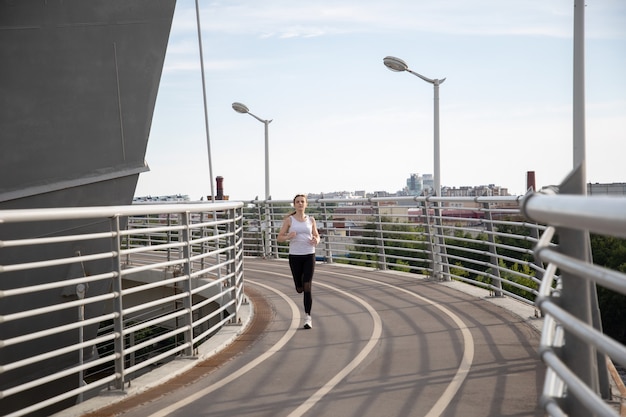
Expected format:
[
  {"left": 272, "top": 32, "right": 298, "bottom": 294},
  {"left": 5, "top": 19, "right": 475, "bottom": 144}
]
[
  {"left": 134, "top": 174, "right": 524, "bottom": 201},
  {"left": 136, "top": 177, "right": 626, "bottom": 202},
  {"left": 134, "top": 0, "right": 626, "bottom": 201}
]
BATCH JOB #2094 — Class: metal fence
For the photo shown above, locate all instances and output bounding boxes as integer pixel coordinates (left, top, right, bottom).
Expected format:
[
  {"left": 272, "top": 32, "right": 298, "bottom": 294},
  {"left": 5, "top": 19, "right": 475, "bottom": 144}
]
[
  {"left": 2, "top": 191, "right": 625, "bottom": 416},
  {"left": 244, "top": 194, "right": 543, "bottom": 305},
  {"left": 243, "top": 191, "right": 626, "bottom": 416},
  {"left": 523, "top": 189, "right": 626, "bottom": 417},
  {"left": 0, "top": 202, "right": 245, "bottom": 417}
]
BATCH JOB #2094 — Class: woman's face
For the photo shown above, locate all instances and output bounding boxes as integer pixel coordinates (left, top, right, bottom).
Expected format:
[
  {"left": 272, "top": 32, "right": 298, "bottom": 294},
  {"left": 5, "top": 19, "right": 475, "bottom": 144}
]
[{"left": 294, "top": 195, "right": 307, "bottom": 209}]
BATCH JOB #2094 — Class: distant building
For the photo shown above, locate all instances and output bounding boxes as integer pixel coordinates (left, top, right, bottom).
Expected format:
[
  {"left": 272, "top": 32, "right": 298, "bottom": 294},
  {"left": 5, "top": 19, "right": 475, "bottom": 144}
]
[
  {"left": 422, "top": 174, "right": 434, "bottom": 194},
  {"left": 404, "top": 172, "right": 510, "bottom": 198},
  {"left": 309, "top": 191, "right": 361, "bottom": 200},
  {"left": 445, "top": 184, "right": 509, "bottom": 197},
  {"left": 133, "top": 194, "right": 190, "bottom": 203},
  {"left": 406, "top": 173, "right": 424, "bottom": 196},
  {"left": 372, "top": 190, "right": 392, "bottom": 197},
  {"left": 587, "top": 182, "right": 626, "bottom": 196}
]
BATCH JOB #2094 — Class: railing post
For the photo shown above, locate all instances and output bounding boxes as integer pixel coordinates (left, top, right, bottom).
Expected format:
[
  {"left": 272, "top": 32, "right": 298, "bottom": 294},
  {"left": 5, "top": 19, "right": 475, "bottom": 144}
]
[
  {"left": 263, "top": 200, "right": 271, "bottom": 259},
  {"left": 256, "top": 203, "right": 264, "bottom": 257},
  {"left": 179, "top": 212, "right": 194, "bottom": 356},
  {"left": 166, "top": 213, "right": 172, "bottom": 262},
  {"left": 422, "top": 202, "right": 436, "bottom": 279},
  {"left": 268, "top": 200, "right": 278, "bottom": 259},
  {"left": 212, "top": 213, "right": 222, "bottom": 282},
  {"left": 76, "top": 277, "right": 86, "bottom": 404},
  {"left": 237, "top": 206, "right": 245, "bottom": 265},
  {"left": 227, "top": 207, "right": 240, "bottom": 324},
  {"left": 110, "top": 216, "right": 126, "bottom": 391},
  {"left": 123, "top": 220, "right": 131, "bottom": 266},
  {"left": 321, "top": 199, "right": 333, "bottom": 263},
  {"left": 427, "top": 199, "right": 448, "bottom": 280},
  {"left": 373, "top": 200, "right": 387, "bottom": 270},
  {"left": 435, "top": 202, "right": 450, "bottom": 281},
  {"left": 482, "top": 200, "right": 503, "bottom": 296},
  {"left": 559, "top": 166, "right": 611, "bottom": 414},
  {"left": 200, "top": 211, "right": 207, "bottom": 273}
]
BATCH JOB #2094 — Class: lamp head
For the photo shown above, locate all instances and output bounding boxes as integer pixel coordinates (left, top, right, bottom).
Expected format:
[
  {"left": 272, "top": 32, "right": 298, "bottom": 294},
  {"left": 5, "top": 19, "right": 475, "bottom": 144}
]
[
  {"left": 232, "top": 102, "right": 249, "bottom": 114},
  {"left": 383, "top": 56, "right": 408, "bottom": 72}
]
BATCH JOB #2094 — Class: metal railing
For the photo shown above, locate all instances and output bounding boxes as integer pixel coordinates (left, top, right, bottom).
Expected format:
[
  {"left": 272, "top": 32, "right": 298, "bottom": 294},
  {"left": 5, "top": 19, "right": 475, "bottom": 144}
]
[
  {"left": 242, "top": 191, "right": 625, "bottom": 416},
  {"left": 2, "top": 190, "right": 625, "bottom": 416},
  {"left": 0, "top": 202, "right": 245, "bottom": 417},
  {"left": 523, "top": 189, "right": 626, "bottom": 417},
  {"left": 244, "top": 194, "right": 543, "bottom": 306}
]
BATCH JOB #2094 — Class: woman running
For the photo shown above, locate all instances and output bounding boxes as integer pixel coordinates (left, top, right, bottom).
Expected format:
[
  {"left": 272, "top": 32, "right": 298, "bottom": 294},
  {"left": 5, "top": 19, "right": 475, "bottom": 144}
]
[{"left": 277, "top": 194, "right": 320, "bottom": 329}]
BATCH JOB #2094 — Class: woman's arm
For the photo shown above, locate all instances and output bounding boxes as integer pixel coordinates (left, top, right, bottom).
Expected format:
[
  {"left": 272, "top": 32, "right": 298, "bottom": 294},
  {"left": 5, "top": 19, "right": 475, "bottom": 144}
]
[
  {"left": 310, "top": 217, "right": 320, "bottom": 245},
  {"left": 277, "top": 216, "right": 293, "bottom": 243}
]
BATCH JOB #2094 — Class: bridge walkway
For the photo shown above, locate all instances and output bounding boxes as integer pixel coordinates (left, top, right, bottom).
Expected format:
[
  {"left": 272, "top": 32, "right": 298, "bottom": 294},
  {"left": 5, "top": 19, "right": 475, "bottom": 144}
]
[{"left": 74, "top": 258, "right": 545, "bottom": 417}]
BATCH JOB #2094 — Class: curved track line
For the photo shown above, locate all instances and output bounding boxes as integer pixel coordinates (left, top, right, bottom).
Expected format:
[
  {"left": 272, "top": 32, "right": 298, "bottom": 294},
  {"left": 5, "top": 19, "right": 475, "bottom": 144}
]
[
  {"left": 323, "top": 270, "right": 475, "bottom": 417},
  {"left": 147, "top": 265, "right": 472, "bottom": 417},
  {"left": 147, "top": 278, "right": 299, "bottom": 417},
  {"left": 286, "top": 280, "right": 383, "bottom": 417}
]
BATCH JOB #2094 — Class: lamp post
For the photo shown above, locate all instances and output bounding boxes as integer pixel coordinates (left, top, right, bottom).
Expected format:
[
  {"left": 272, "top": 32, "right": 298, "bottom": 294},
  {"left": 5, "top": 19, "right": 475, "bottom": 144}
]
[
  {"left": 232, "top": 102, "right": 273, "bottom": 258},
  {"left": 194, "top": 0, "right": 215, "bottom": 201},
  {"left": 383, "top": 56, "right": 445, "bottom": 197},
  {"left": 232, "top": 102, "right": 272, "bottom": 201},
  {"left": 384, "top": 56, "right": 447, "bottom": 281}
]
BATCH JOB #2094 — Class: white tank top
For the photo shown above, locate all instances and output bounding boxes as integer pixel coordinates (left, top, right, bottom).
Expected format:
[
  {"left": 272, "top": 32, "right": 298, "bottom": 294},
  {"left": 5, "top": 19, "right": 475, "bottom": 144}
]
[{"left": 289, "top": 215, "right": 316, "bottom": 255}]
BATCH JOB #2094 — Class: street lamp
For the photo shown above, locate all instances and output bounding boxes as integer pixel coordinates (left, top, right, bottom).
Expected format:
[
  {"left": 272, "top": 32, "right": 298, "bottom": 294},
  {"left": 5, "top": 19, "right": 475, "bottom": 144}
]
[
  {"left": 383, "top": 56, "right": 445, "bottom": 197},
  {"left": 232, "top": 102, "right": 273, "bottom": 200}
]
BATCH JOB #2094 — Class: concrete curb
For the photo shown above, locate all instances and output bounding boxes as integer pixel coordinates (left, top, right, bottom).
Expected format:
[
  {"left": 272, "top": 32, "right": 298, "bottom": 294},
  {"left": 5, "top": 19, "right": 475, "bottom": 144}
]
[{"left": 437, "top": 279, "right": 543, "bottom": 333}]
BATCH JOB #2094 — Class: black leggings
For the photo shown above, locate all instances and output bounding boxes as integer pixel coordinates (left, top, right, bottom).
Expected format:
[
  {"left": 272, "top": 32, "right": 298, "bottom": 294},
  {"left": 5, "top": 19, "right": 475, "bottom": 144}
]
[{"left": 288, "top": 254, "right": 315, "bottom": 314}]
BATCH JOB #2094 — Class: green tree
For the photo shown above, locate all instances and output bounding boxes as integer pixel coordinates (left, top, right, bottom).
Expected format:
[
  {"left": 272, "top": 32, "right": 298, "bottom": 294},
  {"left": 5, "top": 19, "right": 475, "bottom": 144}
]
[
  {"left": 349, "top": 216, "right": 429, "bottom": 272},
  {"left": 591, "top": 234, "right": 626, "bottom": 344},
  {"left": 444, "top": 227, "right": 490, "bottom": 282},
  {"left": 498, "top": 259, "right": 538, "bottom": 301},
  {"left": 493, "top": 221, "right": 536, "bottom": 266}
]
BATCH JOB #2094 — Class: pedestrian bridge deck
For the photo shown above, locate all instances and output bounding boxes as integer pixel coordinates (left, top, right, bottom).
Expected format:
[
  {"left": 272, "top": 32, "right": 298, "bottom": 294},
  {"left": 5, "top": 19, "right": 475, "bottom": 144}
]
[{"left": 70, "top": 258, "right": 545, "bottom": 417}]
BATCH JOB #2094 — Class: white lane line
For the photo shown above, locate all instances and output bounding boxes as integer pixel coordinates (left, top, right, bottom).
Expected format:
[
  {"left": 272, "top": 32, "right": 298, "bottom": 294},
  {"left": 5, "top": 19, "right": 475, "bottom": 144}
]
[
  {"left": 148, "top": 265, "right": 472, "bottom": 417},
  {"left": 322, "top": 270, "right": 475, "bottom": 417},
  {"left": 146, "top": 278, "right": 299, "bottom": 417},
  {"left": 286, "top": 281, "right": 383, "bottom": 417}
]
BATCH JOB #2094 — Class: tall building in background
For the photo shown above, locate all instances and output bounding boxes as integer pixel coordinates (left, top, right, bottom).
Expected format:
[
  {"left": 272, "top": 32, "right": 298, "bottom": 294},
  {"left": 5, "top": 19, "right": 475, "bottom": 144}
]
[
  {"left": 422, "top": 174, "right": 434, "bottom": 195},
  {"left": 406, "top": 173, "right": 424, "bottom": 196}
]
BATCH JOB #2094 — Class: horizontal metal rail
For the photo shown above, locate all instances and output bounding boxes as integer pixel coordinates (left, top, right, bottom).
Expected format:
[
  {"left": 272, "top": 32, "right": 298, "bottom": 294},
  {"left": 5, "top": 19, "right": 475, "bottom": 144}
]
[
  {"left": 245, "top": 195, "right": 542, "bottom": 305},
  {"left": 0, "top": 202, "right": 245, "bottom": 417},
  {"left": 524, "top": 191, "right": 626, "bottom": 417},
  {"left": 2, "top": 193, "right": 625, "bottom": 416}
]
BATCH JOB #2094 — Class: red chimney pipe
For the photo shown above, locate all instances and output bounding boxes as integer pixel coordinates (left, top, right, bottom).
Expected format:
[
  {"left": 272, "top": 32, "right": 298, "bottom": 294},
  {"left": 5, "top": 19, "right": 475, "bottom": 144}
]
[
  {"left": 216, "top": 176, "right": 224, "bottom": 200},
  {"left": 526, "top": 171, "right": 536, "bottom": 192}
]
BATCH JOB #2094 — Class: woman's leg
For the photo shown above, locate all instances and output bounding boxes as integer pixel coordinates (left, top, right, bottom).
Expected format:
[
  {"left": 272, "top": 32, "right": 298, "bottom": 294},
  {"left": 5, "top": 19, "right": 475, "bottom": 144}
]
[
  {"left": 289, "top": 255, "right": 304, "bottom": 293},
  {"left": 302, "top": 254, "right": 315, "bottom": 315}
]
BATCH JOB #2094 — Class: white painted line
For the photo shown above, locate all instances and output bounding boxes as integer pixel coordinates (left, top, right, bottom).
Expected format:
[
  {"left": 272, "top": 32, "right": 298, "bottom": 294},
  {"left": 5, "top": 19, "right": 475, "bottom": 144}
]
[
  {"left": 323, "top": 270, "right": 475, "bottom": 417},
  {"left": 147, "top": 266, "right": 474, "bottom": 417},
  {"left": 286, "top": 281, "right": 383, "bottom": 417},
  {"left": 146, "top": 277, "right": 299, "bottom": 417}
]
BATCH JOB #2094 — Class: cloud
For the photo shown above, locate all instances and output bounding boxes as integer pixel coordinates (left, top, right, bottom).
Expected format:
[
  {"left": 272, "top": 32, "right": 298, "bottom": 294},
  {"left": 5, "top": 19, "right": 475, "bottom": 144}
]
[{"left": 174, "top": 0, "right": 595, "bottom": 40}]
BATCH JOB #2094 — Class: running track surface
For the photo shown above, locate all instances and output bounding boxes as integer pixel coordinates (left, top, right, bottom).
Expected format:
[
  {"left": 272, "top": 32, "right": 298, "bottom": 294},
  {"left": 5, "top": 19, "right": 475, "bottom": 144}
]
[{"left": 82, "top": 259, "right": 544, "bottom": 417}]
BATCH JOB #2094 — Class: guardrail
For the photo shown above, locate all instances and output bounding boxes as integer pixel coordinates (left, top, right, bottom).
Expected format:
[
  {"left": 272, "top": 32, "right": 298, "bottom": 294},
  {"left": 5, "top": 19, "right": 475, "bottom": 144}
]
[
  {"left": 243, "top": 190, "right": 625, "bottom": 416},
  {"left": 0, "top": 202, "right": 245, "bottom": 417},
  {"left": 243, "top": 194, "right": 543, "bottom": 306},
  {"left": 2, "top": 190, "right": 624, "bottom": 416},
  {"left": 523, "top": 189, "right": 626, "bottom": 417}
]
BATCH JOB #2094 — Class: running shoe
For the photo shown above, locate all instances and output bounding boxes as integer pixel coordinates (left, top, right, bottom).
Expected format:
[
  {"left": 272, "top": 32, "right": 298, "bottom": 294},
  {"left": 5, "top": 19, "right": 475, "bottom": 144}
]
[{"left": 304, "top": 315, "right": 312, "bottom": 329}]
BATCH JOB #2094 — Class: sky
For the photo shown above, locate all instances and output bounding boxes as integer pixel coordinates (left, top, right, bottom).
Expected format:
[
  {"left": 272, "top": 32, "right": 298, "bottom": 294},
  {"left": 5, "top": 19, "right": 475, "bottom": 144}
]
[{"left": 134, "top": 0, "right": 626, "bottom": 201}]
